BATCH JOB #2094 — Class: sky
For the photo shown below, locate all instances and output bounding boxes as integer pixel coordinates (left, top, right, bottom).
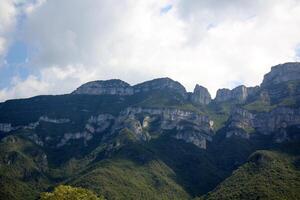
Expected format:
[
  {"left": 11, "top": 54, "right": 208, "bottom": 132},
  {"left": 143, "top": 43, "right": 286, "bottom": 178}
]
[{"left": 1, "top": 0, "right": 300, "bottom": 102}]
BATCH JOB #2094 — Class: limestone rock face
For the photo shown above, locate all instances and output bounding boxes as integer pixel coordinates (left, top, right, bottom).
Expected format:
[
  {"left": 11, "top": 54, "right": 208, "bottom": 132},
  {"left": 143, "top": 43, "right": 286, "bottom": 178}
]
[
  {"left": 190, "top": 84, "right": 211, "bottom": 105},
  {"left": 261, "top": 62, "right": 300, "bottom": 87},
  {"left": 215, "top": 85, "right": 259, "bottom": 102},
  {"left": 72, "top": 78, "right": 187, "bottom": 96},
  {"left": 121, "top": 107, "right": 213, "bottom": 148},
  {"left": 72, "top": 79, "right": 134, "bottom": 95},
  {"left": 133, "top": 78, "right": 187, "bottom": 95},
  {"left": 0, "top": 123, "right": 12, "bottom": 133},
  {"left": 225, "top": 107, "right": 300, "bottom": 142},
  {"left": 175, "top": 131, "right": 210, "bottom": 149},
  {"left": 226, "top": 108, "right": 255, "bottom": 139},
  {"left": 254, "top": 107, "right": 300, "bottom": 135}
]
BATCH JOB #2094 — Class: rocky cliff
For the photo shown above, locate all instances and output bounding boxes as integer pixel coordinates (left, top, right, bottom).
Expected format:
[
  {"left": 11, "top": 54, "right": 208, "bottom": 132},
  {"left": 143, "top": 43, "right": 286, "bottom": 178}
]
[
  {"left": 133, "top": 78, "right": 187, "bottom": 96},
  {"left": 215, "top": 85, "right": 259, "bottom": 102},
  {"left": 72, "top": 79, "right": 133, "bottom": 95},
  {"left": 72, "top": 77, "right": 187, "bottom": 96},
  {"left": 190, "top": 84, "right": 212, "bottom": 105},
  {"left": 225, "top": 107, "right": 300, "bottom": 142},
  {"left": 261, "top": 62, "right": 300, "bottom": 87}
]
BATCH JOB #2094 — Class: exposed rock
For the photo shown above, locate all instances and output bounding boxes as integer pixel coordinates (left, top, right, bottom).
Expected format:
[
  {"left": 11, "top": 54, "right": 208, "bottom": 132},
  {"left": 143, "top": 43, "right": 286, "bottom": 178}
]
[
  {"left": 175, "top": 131, "right": 210, "bottom": 149},
  {"left": 88, "top": 114, "right": 115, "bottom": 133},
  {"left": 0, "top": 123, "right": 12, "bottom": 133},
  {"left": 225, "top": 107, "right": 300, "bottom": 142},
  {"left": 122, "top": 107, "right": 212, "bottom": 131},
  {"left": 72, "top": 78, "right": 187, "bottom": 96},
  {"left": 254, "top": 107, "right": 300, "bottom": 135},
  {"left": 57, "top": 131, "right": 93, "bottom": 147},
  {"left": 122, "top": 117, "right": 150, "bottom": 141},
  {"left": 133, "top": 78, "right": 187, "bottom": 96},
  {"left": 261, "top": 62, "right": 300, "bottom": 87},
  {"left": 56, "top": 114, "right": 115, "bottom": 147},
  {"left": 190, "top": 84, "right": 211, "bottom": 105},
  {"left": 28, "top": 134, "right": 44, "bottom": 147},
  {"left": 215, "top": 85, "right": 259, "bottom": 102},
  {"left": 226, "top": 108, "right": 255, "bottom": 139},
  {"left": 24, "top": 122, "right": 40, "bottom": 130},
  {"left": 39, "top": 116, "right": 70, "bottom": 124},
  {"left": 121, "top": 107, "right": 213, "bottom": 148},
  {"left": 72, "top": 79, "right": 134, "bottom": 95},
  {"left": 0, "top": 116, "right": 71, "bottom": 135}
]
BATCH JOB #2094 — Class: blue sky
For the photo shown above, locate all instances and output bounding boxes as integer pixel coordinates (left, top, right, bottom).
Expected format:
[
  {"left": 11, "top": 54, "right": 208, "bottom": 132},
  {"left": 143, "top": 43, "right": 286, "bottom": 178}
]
[
  {"left": 1, "top": 0, "right": 300, "bottom": 101},
  {"left": 160, "top": 4, "right": 172, "bottom": 14}
]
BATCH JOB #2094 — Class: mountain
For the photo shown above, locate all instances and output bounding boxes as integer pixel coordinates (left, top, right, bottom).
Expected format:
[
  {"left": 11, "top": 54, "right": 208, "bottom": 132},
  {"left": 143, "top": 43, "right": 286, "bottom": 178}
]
[{"left": 0, "top": 62, "right": 300, "bottom": 200}]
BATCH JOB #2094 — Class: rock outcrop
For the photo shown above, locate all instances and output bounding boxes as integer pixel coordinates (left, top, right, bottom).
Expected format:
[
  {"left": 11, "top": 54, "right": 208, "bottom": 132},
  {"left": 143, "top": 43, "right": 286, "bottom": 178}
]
[
  {"left": 72, "top": 78, "right": 187, "bottom": 96},
  {"left": 225, "top": 107, "right": 300, "bottom": 142},
  {"left": 215, "top": 85, "right": 259, "bottom": 102},
  {"left": 0, "top": 123, "right": 12, "bottom": 133},
  {"left": 190, "top": 84, "right": 211, "bottom": 105},
  {"left": 72, "top": 79, "right": 134, "bottom": 95},
  {"left": 133, "top": 78, "right": 187, "bottom": 96},
  {"left": 261, "top": 62, "right": 300, "bottom": 87},
  {"left": 254, "top": 107, "right": 300, "bottom": 135},
  {"left": 121, "top": 107, "right": 214, "bottom": 148},
  {"left": 226, "top": 108, "right": 255, "bottom": 139}
]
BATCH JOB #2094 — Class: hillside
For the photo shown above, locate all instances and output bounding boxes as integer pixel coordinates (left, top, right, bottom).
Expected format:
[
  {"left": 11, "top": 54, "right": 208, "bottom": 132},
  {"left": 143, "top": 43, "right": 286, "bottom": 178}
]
[{"left": 0, "top": 62, "right": 300, "bottom": 199}]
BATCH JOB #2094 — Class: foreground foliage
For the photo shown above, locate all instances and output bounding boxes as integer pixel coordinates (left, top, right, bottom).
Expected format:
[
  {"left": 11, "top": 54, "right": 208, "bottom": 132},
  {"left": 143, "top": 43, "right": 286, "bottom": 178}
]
[{"left": 40, "top": 185, "right": 104, "bottom": 200}]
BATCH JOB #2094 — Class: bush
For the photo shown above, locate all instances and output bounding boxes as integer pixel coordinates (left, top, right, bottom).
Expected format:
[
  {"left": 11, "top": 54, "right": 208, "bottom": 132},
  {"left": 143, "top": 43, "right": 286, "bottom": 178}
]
[{"left": 40, "top": 185, "right": 104, "bottom": 200}]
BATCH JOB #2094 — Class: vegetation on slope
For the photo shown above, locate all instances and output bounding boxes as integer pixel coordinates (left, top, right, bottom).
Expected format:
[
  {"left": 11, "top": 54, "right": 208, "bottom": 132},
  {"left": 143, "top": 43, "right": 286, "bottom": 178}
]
[
  {"left": 202, "top": 146, "right": 300, "bottom": 200},
  {"left": 40, "top": 185, "right": 104, "bottom": 200},
  {"left": 0, "top": 135, "right": 51, "bottom": 200},
  {"left": 69, "top": 158, "right": 190, "bottom": 200}
]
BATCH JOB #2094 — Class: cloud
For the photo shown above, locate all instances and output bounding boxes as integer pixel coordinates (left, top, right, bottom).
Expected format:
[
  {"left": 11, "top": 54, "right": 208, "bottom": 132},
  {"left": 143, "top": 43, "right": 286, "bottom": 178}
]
[
  {"left": 1, "top": 0, "right": 300, "bottom": 101},
  {"left": 0, "top": 0, "right": 17, "bottom": 62},
  {"left": 0, "top": 65, "right": 95, "bottom": 101}
]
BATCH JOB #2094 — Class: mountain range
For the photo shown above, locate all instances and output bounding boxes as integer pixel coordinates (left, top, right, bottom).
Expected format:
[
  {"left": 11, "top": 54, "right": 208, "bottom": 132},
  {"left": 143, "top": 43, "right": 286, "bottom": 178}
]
[{"left": 0, "top": 62, "right": 300, "bottom": 200}]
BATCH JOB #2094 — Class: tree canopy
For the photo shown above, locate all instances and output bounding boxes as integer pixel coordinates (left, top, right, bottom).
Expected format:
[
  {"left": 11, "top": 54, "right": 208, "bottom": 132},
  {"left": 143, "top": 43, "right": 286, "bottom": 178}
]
[{"left": 40, "top": 185, "right": 104, "bottom": 200}]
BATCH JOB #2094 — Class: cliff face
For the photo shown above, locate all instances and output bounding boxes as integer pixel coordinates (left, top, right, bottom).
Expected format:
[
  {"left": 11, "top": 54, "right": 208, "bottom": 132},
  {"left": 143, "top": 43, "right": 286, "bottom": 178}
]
[
  {"left": 261, "top": 62, "right": 300, "bottom": 87},
  {"left": 133, "top": 78, "right": 187, "bottom": 96},
  {"left": 72, "top": 78, "right": 187, "bottom": 96},
  {"left": 121, "top": 107, "right": 214, "bottom": 148},
  {"left": 0, "top": 106, "right": 213, "bottom": 149},
  {"left": 72, "top": 79, "right": 133, "bottom": 95},
  {"left": 215, "top": 85, "right": 259, "bottom": 103},
  {"left": 225, "top": 107, "right": 300, "bottom": 142},
  {"left": 190, "top": 84, "right": 212, "bottom": 105}
]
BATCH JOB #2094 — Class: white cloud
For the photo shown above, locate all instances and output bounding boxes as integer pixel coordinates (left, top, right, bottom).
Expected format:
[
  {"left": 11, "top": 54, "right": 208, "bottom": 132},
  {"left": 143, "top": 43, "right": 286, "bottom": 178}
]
[
  {"left": 0, "top": 75, "right": 48, "bottom": 101},
  {"left": 0, "top": 0, "right": 17, "bottom": 62},
  {"left": 1, "top": 0, "right": 300, "bottom": 101}
]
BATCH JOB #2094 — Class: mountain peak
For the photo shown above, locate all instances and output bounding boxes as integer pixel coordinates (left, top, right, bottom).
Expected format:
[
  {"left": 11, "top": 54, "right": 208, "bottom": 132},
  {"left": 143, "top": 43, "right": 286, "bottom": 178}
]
[
  {"left": 72, "top": 79, "right": 133, "bottom": 95},
  {"left": 133, "top": 77, "right": 186, "bottom": 95},
  {"left": 261, "top": 62, "right": 300, "bottom": 87},
  {"left": 215, "top": 85, "right": 259, "bottom": 102},
  {"left": 72, "top": 77, "right": 187, "bottom": 96},
  {"left": 190, "top": 84, "right": 211, "bottom": 104}
]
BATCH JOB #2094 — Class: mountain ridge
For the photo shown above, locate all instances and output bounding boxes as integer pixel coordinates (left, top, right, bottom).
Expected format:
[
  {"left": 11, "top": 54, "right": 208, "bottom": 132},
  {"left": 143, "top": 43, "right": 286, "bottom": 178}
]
[
  {"left": 0, "top": 62, "right": 300, "bottom": 200},
  {"left": 71, "top": 62, "right": 300, "bottom": 102}
]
